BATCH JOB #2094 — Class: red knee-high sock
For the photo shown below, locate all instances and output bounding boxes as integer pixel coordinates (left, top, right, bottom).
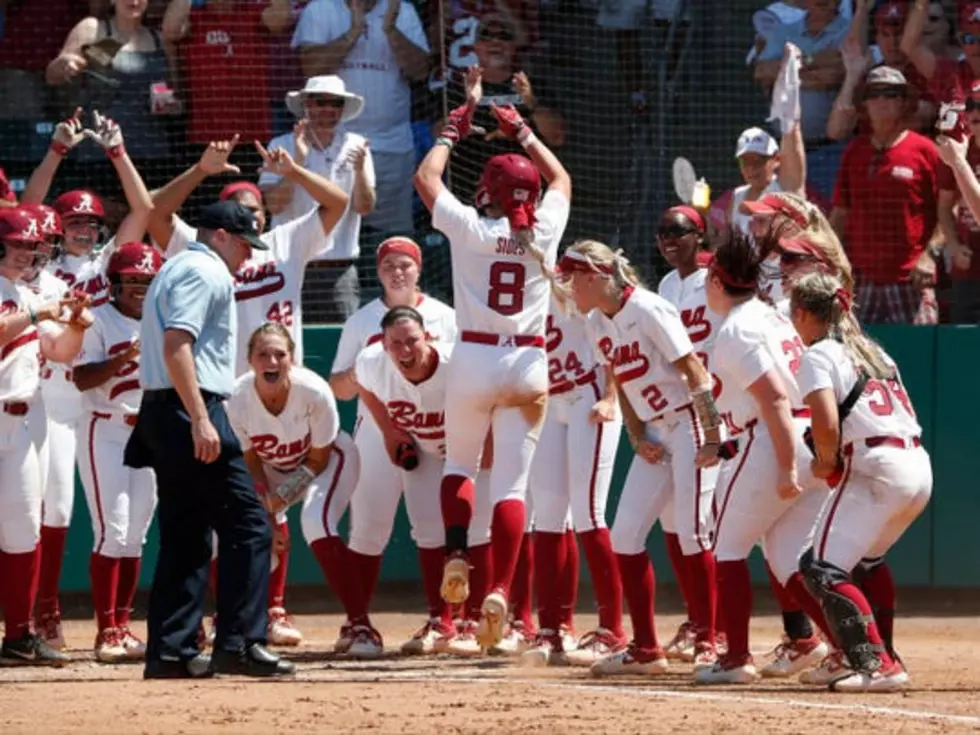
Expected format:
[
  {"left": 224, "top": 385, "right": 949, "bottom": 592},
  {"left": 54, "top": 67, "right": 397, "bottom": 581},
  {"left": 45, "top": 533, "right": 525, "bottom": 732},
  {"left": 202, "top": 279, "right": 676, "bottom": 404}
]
[
  {"left": 559, "top": 530, "right": 579, "bottom": 629},
  {"left": 785, "top": 572, "right": 837, "bottom": 644},
  {"left": 489, "top": 499, "right": 525, "bottom": 596},
  {"left": 858, "top": 563, "right": 896, "bottom": 653},
  {"left": 310, "top": 537, "right": 368, "bottom": 624},
  {"left": 829, "top": 580, "right": 894, "bottom": 668},
  {"left": 116, "top": 557, "right": 141, "bottom": 628},
  {"left": 418, "top": 546, "right": 452, "bottom": 623},
  {"left": 579, "top": 529, "right": 624, "bottom": 637},
  {"left": 664, "top": 532, "right": 694, "bottom": 620},
  {"left": 90, "top": 552, "right": 120, "bottom": 632},
  {"left": 685, "top": 550, "right": 717, "bottom": 645},
  {"left": 464, "top": 543, "right": 493, "bottom": 621},
  {"left": 1, "top": 547, "right": 40, "bottom": 640},
  {"left": 350, "top": 550, "right": 383, "bottom": 612},
  {"left": 268, "top": 523, "right": 289, "bottom": 609},
  {"left": 615, "top": 552, "right": 659, "bottom": 650},
  {"left": 441, "top": 474, "right": 475, "bottom": 554},
  {"left": 37, "top": 526, "right": 68, "bottom": 618},
  {"left": 767, "top": 562, "right": 800, "bottom": 612},
  {"left": 511, "top": 533, "right": 535, "bottom": 630},
  {"left": 716, "top": 559, "right": 752, "bottom": 661},
  {"left": 533, "top": 531, "right": 566, "bottom": 631}
]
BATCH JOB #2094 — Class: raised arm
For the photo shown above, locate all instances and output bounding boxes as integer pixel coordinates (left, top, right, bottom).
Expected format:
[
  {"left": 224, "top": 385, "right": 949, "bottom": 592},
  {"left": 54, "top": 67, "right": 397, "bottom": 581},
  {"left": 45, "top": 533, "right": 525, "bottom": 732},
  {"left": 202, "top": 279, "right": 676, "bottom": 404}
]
[
  {"left": 21, "top": 110, "right": 87, "bottom": 204},
  {"left": 490, "top": 103, "right": 571, "bottom": 200},
  {"left": 162, "top": 0, "right": 192, "bottom": 43},
  {"left": 900, "top": 0, "right": 937, "bottom": 81},
  {"left": 826, "top": 38, "right": 871, "bottom": 141},
  {"left": 382, "top": 0, "right": 431, "bottom": 82},
  {"left": 46, "top": 16, "right": 97, "bottom": 86}
]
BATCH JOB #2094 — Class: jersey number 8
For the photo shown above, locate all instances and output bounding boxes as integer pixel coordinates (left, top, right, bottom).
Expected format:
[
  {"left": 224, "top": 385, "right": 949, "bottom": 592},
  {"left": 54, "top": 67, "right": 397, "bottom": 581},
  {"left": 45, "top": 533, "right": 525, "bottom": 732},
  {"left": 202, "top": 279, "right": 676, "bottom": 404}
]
[{"left": 487, "top": 262, "right": 526, "bottom": 315}]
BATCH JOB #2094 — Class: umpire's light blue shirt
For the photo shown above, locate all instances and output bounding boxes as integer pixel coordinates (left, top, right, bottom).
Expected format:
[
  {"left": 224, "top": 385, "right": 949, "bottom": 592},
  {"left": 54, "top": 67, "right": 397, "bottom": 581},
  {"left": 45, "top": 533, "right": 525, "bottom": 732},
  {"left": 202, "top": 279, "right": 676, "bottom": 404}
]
[{"left": 140, "top": 242, "right": 237, "bottom": 397}]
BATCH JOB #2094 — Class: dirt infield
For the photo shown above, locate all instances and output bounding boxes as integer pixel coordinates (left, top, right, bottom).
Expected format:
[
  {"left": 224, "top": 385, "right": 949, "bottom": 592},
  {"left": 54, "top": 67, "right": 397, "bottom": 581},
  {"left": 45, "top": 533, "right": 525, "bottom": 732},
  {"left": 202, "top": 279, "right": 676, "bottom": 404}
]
[{"left": 1, "top": 603, "right": 978, "bottom": 735}]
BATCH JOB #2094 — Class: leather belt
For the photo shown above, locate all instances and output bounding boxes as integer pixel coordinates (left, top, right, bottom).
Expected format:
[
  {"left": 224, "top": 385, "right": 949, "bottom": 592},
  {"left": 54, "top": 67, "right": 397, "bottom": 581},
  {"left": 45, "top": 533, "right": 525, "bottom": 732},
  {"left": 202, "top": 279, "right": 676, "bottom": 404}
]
[{"left": 460, "top": 330, "right": 545, "bottom": 348}]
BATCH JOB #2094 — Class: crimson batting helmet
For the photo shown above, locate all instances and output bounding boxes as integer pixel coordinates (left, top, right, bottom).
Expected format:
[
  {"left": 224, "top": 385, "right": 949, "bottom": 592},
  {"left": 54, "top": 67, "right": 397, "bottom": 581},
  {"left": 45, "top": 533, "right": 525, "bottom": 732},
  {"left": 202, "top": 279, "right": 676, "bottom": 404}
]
[
  {"left": 107, "top": 242, "right": 163, "bottom": 283},
  {"left": 0, "top": 207, "right": 44, "bottom": 260},
  {"left": 52, "top": 190, "right": 106, "bottom": 221},
  {"left": 475, "top": 154, "right": 542, "bottom": 231}
]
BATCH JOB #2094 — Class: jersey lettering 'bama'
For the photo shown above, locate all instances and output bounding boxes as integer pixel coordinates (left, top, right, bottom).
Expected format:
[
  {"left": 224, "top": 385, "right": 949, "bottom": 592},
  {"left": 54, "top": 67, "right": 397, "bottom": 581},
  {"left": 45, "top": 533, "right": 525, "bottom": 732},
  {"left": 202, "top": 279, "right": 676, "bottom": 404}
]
[
  {"left": 106, "top": 340, "right": 140, "bottom": 400},
  {"left": 598, "top": 337, "right": 650, "bottom": 383},
  {"left": 250, "top": 432, "right": 313, "bottom": 467},
  {"left": 387, "top": 399, "right": 446, "bottom": 439}
]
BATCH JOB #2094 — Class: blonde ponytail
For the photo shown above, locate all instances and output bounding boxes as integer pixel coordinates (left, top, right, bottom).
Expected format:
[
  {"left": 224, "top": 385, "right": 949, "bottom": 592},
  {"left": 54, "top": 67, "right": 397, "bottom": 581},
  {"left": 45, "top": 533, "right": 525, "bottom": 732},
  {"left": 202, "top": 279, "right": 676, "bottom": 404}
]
[{"left": 791, "top": 272, "right": 892, "bottom": 380}]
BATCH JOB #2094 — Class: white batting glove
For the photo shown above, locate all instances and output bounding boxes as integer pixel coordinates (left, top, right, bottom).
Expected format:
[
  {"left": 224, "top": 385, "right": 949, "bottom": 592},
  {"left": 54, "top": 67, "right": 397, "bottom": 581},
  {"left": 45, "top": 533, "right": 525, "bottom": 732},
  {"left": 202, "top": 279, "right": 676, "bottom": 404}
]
[{"left": 83, "top": 110, "right": 126, "bottom": 158}]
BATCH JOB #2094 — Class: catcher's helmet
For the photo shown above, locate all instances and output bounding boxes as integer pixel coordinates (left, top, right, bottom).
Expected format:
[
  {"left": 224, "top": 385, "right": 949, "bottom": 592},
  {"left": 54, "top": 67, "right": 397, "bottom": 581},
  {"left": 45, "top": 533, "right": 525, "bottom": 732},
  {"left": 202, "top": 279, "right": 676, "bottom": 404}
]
[
  {"left": 107, "top": 242, "right": 162, "bottom": 284},
  {"left": 52, "top": 189, "right": 106, "bottom": 221},
  {"left": 475, "top": 153, "right": 541, "bottom": 211}
]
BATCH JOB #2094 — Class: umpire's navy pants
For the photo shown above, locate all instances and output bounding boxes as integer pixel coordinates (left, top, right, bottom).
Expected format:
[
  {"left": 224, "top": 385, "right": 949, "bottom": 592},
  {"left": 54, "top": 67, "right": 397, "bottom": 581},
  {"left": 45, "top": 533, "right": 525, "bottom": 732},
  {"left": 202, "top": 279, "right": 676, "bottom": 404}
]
[{"left": 124, "top": 389, "right": 271, "bottom": 662}]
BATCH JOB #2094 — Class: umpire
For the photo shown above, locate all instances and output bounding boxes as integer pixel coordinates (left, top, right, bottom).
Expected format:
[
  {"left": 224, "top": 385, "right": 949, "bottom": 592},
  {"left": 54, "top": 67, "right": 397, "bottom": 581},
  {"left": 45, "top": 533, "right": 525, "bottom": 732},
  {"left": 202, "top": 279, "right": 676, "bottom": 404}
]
[{"left": 126, "top": 200, "right": 294, "bottom": 679}]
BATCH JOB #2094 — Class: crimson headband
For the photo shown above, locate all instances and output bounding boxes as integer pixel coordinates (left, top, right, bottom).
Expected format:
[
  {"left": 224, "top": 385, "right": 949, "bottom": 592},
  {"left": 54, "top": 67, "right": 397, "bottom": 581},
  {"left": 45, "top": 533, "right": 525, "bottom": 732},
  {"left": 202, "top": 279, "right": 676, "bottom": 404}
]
[
  {"left": 377, "top": 237, "right": 422, "bottom": 268},
  {"left": 557, "top": 251, "right": 614, "bottom": 275},
  {"left": 668, "top": 205, "right": 706, "bottom": 232},
  {"left": 710, "top": 261, "right": 757, "bottom": 290},
  {"left": 219, "top": 181, "right": 263, "bottom": 203}
]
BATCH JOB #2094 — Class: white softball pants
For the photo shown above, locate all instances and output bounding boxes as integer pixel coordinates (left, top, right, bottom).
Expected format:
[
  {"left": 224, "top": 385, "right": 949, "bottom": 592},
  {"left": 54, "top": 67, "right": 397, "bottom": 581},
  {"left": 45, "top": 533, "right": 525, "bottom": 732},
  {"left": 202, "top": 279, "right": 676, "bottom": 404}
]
[
  {"left": 77, "top": 413, "right": 157, "bottom": 559},
  {"left": 0, "top": 409, "right": 43, "bottom": 553},
  {"left": 297, "top": 431, "right": 361, "bottom": 545}
]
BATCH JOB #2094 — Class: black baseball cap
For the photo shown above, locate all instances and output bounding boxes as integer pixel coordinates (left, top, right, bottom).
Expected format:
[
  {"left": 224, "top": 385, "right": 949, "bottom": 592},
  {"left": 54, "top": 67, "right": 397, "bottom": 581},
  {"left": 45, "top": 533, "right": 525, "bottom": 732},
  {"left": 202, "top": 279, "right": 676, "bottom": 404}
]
[{"left": 196, "top": 200, "right": 267, "bottom": 250}]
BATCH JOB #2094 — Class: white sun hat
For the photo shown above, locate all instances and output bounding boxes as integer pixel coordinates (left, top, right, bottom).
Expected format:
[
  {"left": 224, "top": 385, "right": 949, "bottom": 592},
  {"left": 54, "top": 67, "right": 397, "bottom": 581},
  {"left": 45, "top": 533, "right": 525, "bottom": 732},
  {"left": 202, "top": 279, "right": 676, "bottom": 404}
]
[
  {"left": 735, "top": 126, "right": 779, "bottom": 158},
  {"left": 285, "top": 75, "right": 365, "bottom": 122}
]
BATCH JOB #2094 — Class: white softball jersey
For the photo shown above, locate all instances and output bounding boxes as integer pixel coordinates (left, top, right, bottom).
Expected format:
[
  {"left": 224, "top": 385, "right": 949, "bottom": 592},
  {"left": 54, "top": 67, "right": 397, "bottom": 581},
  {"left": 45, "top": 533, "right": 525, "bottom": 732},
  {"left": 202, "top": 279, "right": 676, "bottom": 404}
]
[
  {"left": 354, "top": 341, "right": 453, "bottom": 457},
  {"left": 24, "top": 270, "right": 79, "bottom": 411},
  {"left": 711, "top": 297, "right": 806, "bottom": 435},
  {"left": 331, "top": 294, "right": 457, "bottom": 417},
  {"left": 258, "top": 130, "right": 374, "bottom": 257},
  {"left": 227, "top": 366, "right": 340, "bottom": 473},
  {"left": 796, "top": 339, "right": 922, "bottom": 447},
  {"left": 657, "top": 267, "right": 723, "bottom": 374},
  {"left": 0, "top": 277, "right": 44, "bottom": 403},
  {"left": 585, "top": 287, "right": 695, "bottom": 423},
  {"left": 167, "top": 210, "right": 334, "bottom": 376},
  {"left": 48, "top": 245, "right": 112, "bottom": 307},
  {"left": 431, "top": 188, "right": 570, "bottom": 337},
  {"left": 76, "top": 303, "right": 143, "bottom": 417},
  {"left": 545, "top": 298, "right": 602, "bottom": 403}
]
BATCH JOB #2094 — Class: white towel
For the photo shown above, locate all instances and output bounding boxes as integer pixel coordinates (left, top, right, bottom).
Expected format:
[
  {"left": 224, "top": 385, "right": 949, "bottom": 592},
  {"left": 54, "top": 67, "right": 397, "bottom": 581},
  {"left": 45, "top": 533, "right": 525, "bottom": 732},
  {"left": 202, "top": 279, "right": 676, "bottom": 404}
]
[{"left": 769, "top": 43, "right": 802, "bottom": 136}]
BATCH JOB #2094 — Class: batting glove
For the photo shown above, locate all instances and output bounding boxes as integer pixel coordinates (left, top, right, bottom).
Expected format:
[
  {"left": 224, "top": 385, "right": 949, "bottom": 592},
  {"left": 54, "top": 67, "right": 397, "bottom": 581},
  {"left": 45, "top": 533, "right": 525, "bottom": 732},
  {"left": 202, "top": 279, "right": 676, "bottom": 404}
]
[
  {"left": 490, "top": 103, "right": 532, "bottom": 144},
  {"left": 83, "top": 110, "right": 126, "bottom": 158},
  {"left": 50, "top": 109, "right": 86, "bottom": 157}
]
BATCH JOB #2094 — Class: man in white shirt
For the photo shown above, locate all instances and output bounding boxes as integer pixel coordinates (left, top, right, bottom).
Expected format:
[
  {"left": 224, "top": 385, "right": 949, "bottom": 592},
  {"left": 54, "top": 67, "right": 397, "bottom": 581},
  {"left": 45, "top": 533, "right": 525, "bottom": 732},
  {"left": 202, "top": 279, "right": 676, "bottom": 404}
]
[
  {"left": 292, "top": 0, "right": 431, "bottom": 243},
  {"left": 260, "top": 75, "right": 377, "bottom": 322}
]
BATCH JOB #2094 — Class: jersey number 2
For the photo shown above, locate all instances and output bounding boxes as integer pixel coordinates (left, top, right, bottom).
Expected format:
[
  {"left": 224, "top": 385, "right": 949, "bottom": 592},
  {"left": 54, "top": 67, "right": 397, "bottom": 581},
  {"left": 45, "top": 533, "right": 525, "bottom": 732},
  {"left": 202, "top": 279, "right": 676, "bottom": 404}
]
[{"left": 487, "top": 262, "right": 526, "bottom": 316}]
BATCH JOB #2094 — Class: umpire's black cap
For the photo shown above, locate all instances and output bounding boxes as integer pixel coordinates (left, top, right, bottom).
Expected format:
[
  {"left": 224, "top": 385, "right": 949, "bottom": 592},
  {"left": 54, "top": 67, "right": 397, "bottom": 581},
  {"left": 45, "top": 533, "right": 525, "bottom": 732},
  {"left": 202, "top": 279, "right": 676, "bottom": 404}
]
[{"left": 196, "top": 200, "right": 268, "bottom": 250}]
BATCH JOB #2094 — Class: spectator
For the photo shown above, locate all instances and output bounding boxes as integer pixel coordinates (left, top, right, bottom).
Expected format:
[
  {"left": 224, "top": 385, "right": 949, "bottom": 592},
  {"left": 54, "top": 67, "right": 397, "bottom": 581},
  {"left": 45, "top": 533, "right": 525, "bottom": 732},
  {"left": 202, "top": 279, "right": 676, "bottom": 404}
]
[
  {"left": 902, "top": 0, "right": 977, "bottom": 104},
  {"left": 755, "top": 0, "right": 849, "bottom": 201},
  {"left": 260, "top": 75, "right": 375, "bottom": 321},
  {"left": 936, "top": 79, "right": 980, "bottom": 323},
  {"left": 830, "top": 65, "right": 940, "bottom": 324},
  {"left": 440, "top": 12, "right": 562, "bottom": 203},
  {"left": 266, "top": 1, "right": 315, "bottom": 136},
  {"left": 45, "top": 0, "right": 180, "bottom": 222},
  {"left": 431, "top": 0, "right": 536, "bottom": 74},
  {"left": 162, "top": 0, "right": 294, "bottom": 146},
  {"left": 827, "top": 0, "right": 937, "bottom": 140},
  {"left": 293, "top": 0, "right": 431, "bottom": 243}
]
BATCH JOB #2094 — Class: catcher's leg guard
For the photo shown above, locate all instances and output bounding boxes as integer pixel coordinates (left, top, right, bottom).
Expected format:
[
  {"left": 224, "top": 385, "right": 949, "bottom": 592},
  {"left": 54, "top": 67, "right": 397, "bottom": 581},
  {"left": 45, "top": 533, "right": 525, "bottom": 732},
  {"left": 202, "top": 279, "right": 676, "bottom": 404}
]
[{"left": 799, "top": 547, "right": 883, "bottom": 674}]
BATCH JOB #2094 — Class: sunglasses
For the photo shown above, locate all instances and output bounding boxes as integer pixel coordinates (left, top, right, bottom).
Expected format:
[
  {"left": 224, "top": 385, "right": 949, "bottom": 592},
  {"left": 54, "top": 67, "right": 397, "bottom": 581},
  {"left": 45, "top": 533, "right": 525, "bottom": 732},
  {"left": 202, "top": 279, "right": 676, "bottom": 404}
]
[
  {"left": 658, "top": 224, "right": 697, "bottom": 239},
  {"left": 961, "top": 32, "right": 980, "bottom": 45},
  {"left": 865, "top": 87, "right": 903, "bottom": 100},
  {"left": 478, "top": 28, "right": 514, "bottom": 42},
  {"left": 305, "top": 96, "right": 346, "bottom": 109},
  {"left": 779, "top": 251, "right": 816, "bottom": 265}
]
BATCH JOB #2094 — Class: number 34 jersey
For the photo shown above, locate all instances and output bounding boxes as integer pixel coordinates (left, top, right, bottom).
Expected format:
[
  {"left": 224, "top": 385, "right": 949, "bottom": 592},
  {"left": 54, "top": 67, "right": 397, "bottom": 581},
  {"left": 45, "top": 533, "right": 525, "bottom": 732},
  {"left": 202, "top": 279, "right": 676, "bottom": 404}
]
[
  {"left": 167, "top": 209, "right": 332, "bottom": 376},
  {"left": 431, "top": 188, "right": 570, "bottom": 336},
  {"left": 75, "top": 303, "right": 142, "bottom": 416}
]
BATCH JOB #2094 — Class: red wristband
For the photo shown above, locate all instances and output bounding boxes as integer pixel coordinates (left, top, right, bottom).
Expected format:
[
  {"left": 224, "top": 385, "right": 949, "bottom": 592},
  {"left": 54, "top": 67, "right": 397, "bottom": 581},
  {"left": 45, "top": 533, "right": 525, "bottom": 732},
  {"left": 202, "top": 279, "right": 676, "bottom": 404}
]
[
  {"left": 255, "top": 481, "right": 269, "bottom": 495},
  {"left": 107, "top": 144, "right": 125, "bottom": 160},
  {"left": 50, "top": 141, "right": 70, "bottom": 157}
]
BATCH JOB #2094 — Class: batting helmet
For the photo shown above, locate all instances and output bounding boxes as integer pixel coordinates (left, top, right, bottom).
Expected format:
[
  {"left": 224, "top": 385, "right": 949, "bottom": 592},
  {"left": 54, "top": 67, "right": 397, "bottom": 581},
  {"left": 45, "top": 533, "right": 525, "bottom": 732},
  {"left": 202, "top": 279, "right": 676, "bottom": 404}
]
[
  {"left": 475, "top": 154, "right": 541, "bottom": 231},
  {"left": 107, "top": 242, "right": 163, "bottom": 284},
  {"left": 0, "top": 207, "right": 44, "bottom": 261},
  {"left": 52, "top": 190, "right": 106, "bottom": 221}
]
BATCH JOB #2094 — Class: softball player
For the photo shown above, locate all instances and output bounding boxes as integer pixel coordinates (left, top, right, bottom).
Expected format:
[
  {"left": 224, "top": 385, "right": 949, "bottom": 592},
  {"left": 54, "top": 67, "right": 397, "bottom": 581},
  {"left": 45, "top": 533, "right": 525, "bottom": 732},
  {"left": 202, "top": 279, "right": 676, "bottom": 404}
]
[
  {"left": 654, "top": 205, "right": 722, "bottom": 663},
  {"left": 792, "top": 272, "right": 927, "bottom": 692},
  {"left": 329, "top": 238, "right": 456, "bottom": 648},
  {"left": 151, "top": 140, "right": 350, "bottom": 644},
  {"left": 226, "top": 324, "right": 365, "bottom": 655},
  {"left": 694, "top": 232, "right": 835, "bottom": 686},
  {"left": 74, "top": 242, "right": 161, "bottom": 663},
  {"left": 520, "top": 294, "right": 625, "bottom": 667},
  {"left": 415, "top": 87, "right": 571, "bottom": 649},
  {"left": 558, "top": 240, "right": 723, "bottom": 677},
  {"left": 354, "top": 306, "right": 460, "bottom": 654},
  {"left": 19, "top": 203, "right": 74, "bottom": 650},
  {"left": 0, "top": 207, "right": 91, "bottom": 666}
]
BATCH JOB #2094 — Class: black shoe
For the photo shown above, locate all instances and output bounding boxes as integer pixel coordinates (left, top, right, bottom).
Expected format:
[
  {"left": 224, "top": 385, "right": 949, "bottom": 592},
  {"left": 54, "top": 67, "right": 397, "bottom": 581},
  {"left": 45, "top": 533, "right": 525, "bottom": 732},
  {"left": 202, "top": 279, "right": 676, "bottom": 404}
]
[
  {"left": 1, "top": 632, "right": 71, "bottom": 667},
  {"left": 211, "top": 643, "right": 296, "bottom": 677},
  {"left": 144, "top": 654, "right": 214, "bottom": 679}
]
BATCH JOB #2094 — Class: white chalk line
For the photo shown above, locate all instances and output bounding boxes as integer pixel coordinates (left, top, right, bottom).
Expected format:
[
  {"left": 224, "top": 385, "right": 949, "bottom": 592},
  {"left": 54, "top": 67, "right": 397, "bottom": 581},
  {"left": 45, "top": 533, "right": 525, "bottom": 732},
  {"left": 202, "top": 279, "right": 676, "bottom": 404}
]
[{"left": 308, "top": 667, "right": 980, "bottom": 727}]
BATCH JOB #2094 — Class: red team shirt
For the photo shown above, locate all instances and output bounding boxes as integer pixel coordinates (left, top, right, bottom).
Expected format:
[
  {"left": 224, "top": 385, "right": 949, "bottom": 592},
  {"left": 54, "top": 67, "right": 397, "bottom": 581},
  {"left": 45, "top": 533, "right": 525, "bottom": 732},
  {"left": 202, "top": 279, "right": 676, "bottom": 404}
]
[
  {"left": 181, "top": 2, "right": 273, "bottom": 144},
  {"left": 931, "top": 56, "right": 979, "bottom": 107},
  {"left": 938, "top": 142, "right": 980, "bottom": 281},
  {"left": 832, "top": 131, "right": 940, "bottom": 285}
]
